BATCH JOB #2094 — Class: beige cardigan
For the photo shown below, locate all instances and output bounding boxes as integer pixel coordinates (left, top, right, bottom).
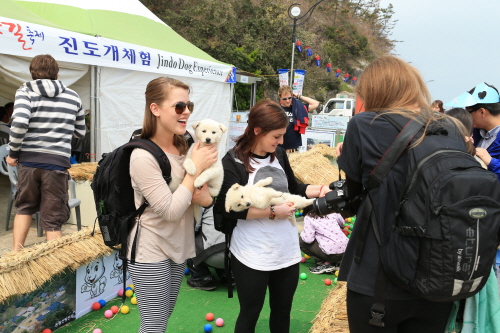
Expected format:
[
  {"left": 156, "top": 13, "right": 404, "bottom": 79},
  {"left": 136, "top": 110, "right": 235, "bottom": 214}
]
[{"left": 126, "top": 148, "right": 195, "bottom": 264}]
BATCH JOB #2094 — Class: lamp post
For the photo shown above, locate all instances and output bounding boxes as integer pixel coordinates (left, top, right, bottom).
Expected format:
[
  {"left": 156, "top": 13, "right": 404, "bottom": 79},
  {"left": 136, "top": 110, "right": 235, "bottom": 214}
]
[{"left": 288, "top": 0, "right": 327, "bottom": 86}]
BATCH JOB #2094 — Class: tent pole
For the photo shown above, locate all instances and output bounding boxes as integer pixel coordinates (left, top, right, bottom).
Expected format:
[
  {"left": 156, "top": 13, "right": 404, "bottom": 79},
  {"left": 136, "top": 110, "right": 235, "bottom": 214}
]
[
  {"left": 95, "top": 66, "right": 101, "bottom": 160},
  {"left": 90, "top": 65, "right": 96, "bottom": 162}
]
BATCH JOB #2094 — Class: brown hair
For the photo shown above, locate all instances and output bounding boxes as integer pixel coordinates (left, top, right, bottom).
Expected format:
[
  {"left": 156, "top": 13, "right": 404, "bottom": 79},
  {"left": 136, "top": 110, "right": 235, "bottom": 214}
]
[
  {"left": 432, "top": 100, "right": 445, "bottom": 113},
  {"left": 278, "top": 85, "right": 293, "bottom": 99},
  {"left": 356, "top": 56, "right": 468, "bottom": 146},
  {"left": 446, "top": 107, "right": 475, "bottom": 155},
  {"left": 29, "top": 54, "right": 59, "bottom": 80},
  {"left": 234, "top": 99, "right": 289, "bottom": 172},
  {"left": 141, "top": 77, "right": 191, "bottom": 155}
]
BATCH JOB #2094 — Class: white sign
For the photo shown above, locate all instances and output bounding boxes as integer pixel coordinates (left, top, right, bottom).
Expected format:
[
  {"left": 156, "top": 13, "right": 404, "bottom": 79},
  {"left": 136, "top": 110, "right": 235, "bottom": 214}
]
[
  {"left": 240, "top": 75, "right": 249, "bottom": 83},
  {"left": 302, "top": 130, "right": 335, "bottom": 150},
  {"left": 0, "top": 16, "right": 233, "bottom": 82},
  {"left": 311, "top": 115, "right": 350, "bottom": 130},
  {"left": 228, "top": 121, "right": 248, "bottom": 149}
]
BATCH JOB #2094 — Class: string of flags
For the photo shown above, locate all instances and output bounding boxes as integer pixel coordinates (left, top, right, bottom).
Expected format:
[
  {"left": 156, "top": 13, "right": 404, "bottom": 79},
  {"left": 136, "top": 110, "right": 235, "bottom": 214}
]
[{"left": 295, "top": 40, "right": 356, "bottom": 84}]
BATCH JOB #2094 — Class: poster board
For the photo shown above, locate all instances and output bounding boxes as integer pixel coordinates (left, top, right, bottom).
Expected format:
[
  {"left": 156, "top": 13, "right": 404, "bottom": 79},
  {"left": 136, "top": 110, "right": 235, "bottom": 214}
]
[
  {"left": 310, "top": 115, "right": 350, "bottom": 131},
  {"left": 302, "top": 130, "right": 335, "bottom": 150}
]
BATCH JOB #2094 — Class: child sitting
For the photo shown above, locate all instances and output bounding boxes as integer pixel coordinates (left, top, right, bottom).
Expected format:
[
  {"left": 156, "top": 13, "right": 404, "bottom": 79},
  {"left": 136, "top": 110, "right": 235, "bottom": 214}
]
[{"left": 299, "top": 210, "right": 349, "bottom": 274}]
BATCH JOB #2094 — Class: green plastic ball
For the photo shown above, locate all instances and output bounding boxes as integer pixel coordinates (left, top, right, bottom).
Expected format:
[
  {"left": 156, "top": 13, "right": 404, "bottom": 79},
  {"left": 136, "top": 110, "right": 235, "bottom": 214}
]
[{"left": 300, "top": 272, "right": 307, "bottom": 280}]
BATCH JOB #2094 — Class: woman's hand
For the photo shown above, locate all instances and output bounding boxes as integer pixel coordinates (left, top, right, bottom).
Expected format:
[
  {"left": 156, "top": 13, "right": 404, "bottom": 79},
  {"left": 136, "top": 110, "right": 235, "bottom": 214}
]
[
  {"left": 190, "top": 142, "right": 218, "bottom": 174},
  {"left": 273, "top": 202, "right": 295, "bottom": 219},
  {"left": 475, "top": 148, "right": 492, "bottom": 166},
  {"left": 192, "top": 183, "right": 213, "bottom": 207},
  {"left": 335, "top": 142, "right": 344, "bottom": 157}
]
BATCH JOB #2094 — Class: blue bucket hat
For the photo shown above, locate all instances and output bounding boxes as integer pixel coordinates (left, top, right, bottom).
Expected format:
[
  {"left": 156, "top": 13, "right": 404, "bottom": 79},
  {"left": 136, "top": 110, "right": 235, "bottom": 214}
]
[{"left": 463, "top": 82, "right": 500, "bottom": 107}]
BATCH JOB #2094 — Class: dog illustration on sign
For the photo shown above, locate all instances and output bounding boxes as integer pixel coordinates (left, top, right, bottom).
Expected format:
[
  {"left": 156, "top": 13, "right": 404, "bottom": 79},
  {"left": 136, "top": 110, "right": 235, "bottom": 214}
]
[{"left": 81, "top": 258, "right": 107, "bottom": 298}]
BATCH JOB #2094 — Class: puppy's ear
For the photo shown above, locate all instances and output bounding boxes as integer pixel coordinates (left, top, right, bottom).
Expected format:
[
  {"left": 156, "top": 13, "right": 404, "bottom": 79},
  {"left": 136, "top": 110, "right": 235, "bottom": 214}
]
[
  {"left": 230, "top": 183, "right": 240, "bottom": 190},
  {"left": 219, "top": 123, "right": 228, "bottom": 133},
  {"left": 192, "top": 121, "right": 201, "bottom": 130},
  {"left": 225, "top": 203, "right": 232, "bottom": 212}
]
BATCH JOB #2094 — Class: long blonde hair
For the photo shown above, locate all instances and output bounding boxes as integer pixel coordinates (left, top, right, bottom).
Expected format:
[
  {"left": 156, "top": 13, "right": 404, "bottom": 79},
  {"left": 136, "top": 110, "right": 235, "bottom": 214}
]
[
  {"left": 356, "top": 56, "right": 467, "bottom": 145},
  {"left": 141, "top": 77, "right": 191, "bottom": 155}
]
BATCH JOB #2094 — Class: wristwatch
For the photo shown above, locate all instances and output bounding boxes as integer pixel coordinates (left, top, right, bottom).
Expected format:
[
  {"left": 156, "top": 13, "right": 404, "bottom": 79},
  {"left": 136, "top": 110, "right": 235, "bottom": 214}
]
[{"left": 269, "top": 204, "right": 276, "bottom": 220}]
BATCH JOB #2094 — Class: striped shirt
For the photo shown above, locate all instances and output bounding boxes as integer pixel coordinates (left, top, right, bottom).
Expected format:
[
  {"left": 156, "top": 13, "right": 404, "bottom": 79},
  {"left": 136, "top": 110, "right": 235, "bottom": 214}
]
[{"left": 8, "top": 79, "right": 86, "bottom": 168}]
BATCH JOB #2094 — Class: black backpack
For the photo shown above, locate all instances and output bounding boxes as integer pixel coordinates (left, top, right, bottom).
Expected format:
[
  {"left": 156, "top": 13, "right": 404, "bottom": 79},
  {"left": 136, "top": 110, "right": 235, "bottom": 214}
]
[
  {"left": 91, "top": 130, "right": 194, "bottom": 301},
  {"left": 213, "top": 147, "right": 287, "bottom": 297},
  {"left": 358, "top": 113, "right": 500, "bottom": 327}
]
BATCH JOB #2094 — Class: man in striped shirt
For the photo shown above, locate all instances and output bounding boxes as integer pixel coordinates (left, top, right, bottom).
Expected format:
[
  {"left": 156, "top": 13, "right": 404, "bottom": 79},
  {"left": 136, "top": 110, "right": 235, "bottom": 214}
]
[{"left": 6, "top": 54, "right": 86, "bottom": 251}]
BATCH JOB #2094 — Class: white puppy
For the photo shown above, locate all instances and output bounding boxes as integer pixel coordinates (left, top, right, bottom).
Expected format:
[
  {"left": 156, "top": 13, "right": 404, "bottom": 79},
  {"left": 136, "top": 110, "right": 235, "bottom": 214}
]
[{"left": 225, "top": 177, "right": 314, "bottom": 226}]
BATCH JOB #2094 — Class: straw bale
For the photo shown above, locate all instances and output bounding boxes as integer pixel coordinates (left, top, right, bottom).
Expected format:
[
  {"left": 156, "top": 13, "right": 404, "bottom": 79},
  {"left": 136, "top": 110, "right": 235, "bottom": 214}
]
[
  {"left": 0, "top": 226, "right": 113, "bottom": 303},
  {"left": 310, "top": 281, "right": 349, "bottom": 333},
  {"left": 289, "top": 147, "right": 345, "bottom": 185},
  {"left": 68, "top": 162, "right": 98, "bottom": 182}
]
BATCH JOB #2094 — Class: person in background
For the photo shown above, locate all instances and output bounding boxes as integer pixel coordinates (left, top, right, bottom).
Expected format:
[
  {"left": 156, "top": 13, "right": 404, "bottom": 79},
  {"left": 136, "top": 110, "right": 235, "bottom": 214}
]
[
  {"left": 431, "top": 99, "right": 445, "bottom": 113},
  {"left": 337, "top": 55, "right": 463, "bottom": 332},
  {"left": 465, "top": 82, "right": 500, "bottom": 181},
  {"left": 278, "top": 85, "right": 319, "bottom": 153},
  {"left": 300, "top": 210, "right": 348, "bottom": 274},
  {"left": 126, "top": 77, "right": 217, "bottom": 332},
  {"left": 3, "top": 102, "right": 14, "bottom": 124},
  {"left": 6, "top": 54, "right": 86, "bottom": 251},
  {"left": 215, "top": 99, "right": 329, "bottom": 333}
]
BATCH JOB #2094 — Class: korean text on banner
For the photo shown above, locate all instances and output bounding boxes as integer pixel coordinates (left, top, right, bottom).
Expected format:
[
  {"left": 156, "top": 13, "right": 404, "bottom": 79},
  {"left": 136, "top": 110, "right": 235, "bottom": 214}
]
[
  {"left": 278, "top": 69, "right": 289, "bottom": 87},
  {"left": 293, "top": 69, "right": 306, "bottom": 96}
]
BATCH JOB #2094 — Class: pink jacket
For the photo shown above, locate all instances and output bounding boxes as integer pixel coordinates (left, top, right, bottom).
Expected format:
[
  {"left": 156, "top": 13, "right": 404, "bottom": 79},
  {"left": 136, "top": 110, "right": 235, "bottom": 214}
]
[{"left": 300, "top": 213, "right": 348, "bottom": 255}]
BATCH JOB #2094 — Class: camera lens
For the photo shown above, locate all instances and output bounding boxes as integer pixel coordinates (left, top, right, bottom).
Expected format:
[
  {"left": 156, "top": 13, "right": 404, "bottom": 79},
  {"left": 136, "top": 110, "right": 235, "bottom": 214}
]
[{"left": 313, "top": 196, "right": 331, "bottom": 217}]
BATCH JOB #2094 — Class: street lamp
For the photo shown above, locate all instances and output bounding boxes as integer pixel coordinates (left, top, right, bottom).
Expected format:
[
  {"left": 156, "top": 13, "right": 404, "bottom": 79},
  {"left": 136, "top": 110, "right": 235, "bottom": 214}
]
[{"left": 288, "top": 0, "right": 327, "bottom": 86}]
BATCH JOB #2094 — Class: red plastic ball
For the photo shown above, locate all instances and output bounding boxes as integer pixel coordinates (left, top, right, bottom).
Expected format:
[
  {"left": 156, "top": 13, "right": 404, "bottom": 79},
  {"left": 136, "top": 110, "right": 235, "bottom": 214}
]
[
  {"left": 91, "top": 302, "right": 101, "bottom": 311},
  {"left": 300, "top": 257, "right": 306, "bottom": 263},
  {"left": 42, "top": 329, "right": 52, "bottom": 333},
  {"left": 324, "top": 279, "right": 332, "bottom": 286},
  {"left": 206, "top": 312, "right": 215, "bottom": 321},
  {"left": 111, "top": 305, "right": 119, "bottom": 314}
]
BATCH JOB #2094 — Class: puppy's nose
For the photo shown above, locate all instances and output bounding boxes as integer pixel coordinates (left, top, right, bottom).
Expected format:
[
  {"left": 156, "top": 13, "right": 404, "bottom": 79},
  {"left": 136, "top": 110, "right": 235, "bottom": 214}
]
[
  {"left": 205, "top": 138, "right": 211, "bottom": 143},
  {"left": 246, "top": 202, "right": 251, "bottom": 207}
]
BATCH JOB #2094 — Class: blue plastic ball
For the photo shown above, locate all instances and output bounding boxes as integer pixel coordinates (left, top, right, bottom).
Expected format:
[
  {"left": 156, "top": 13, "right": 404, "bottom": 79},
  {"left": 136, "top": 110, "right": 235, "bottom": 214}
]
[
  {"left": 184, "top": 268, "right": 190, "bottom": 275},
  {"left": 98, "top": 299, "right": 106, "bottom": 307},
  {"left": 204, "top": 323, "right": 213, "bottom": 332},
  {"left": 125, "top": 287, "right": 132, "bottom": 291}
]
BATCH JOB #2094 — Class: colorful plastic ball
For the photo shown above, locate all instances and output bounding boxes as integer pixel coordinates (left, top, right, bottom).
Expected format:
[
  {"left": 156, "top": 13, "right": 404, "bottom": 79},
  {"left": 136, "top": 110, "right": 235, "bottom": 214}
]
[
  {"left": 184, "top": 268, "right": 190, "bottom": 275},
  {"left": 98, "top": 299, "right": 106, "bottom": 307},
  {"left": 324, "top": 279, "right": 332, "bottom": 286},
  {"left": 42, "top": 329, "right": 52, "bottom": 333},
  {"left": 216, "top": 318, "right": 224, "bottom": 327},
  {"left": 117, "top": 289, "right": 124, "bottom": 296},
  {"left": 91, "top": 302, "right": 101, "bottom": 311},
  {"left": 204, "top": 323, "right": 213, "bottom": 332},
  {"left": 104, "top": 310, "right": 113, "bottom": 318},
  {"left": 93, "top": 329, "right": 102, "bottom": 333},
  {"left": 205, "top": 312, "right": 214, "bottom": 321},
  {"left": 133, "top": 293, "right": 136, "bottom": 297},
  {"left": 125, "top": 289, "right": 133, "bottom": 297},
  {"left": 304, "top": 254, "right": 311, "bottom": 259},
  {"left": 121, "top": 305, "right": 130, "bottom": 314},
  {"left": 131, "top": 296, "right": 137, "bottom": 305},
  {"left": 300, "top": 272, "right": 307, "bottom": 280},
  {"left": 125, "top": 287, "right": 132, "bottom": 291},
  {"left": 333, "top": 276, "right": 338, "bottom": 283},
  {"left": 346, "top": 217, "right": 352, "bottom": 222},
  {"left": 128, "top": 284, "right": 134, "bottom": 290},
  {"left": 335, "top": 270, "right": 339, "bottom": 277},
  {"left": 110, "top": 305, "right": 119, "bottom": 314},
  {"left": 300, "top": 257, "right": 306, "bottom": 263}
]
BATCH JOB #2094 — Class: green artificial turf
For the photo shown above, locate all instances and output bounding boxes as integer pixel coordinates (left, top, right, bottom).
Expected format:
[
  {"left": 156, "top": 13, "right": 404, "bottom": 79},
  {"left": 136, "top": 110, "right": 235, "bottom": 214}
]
[{"left": 56, "top": 256, "right": 336, "bottom": 333}]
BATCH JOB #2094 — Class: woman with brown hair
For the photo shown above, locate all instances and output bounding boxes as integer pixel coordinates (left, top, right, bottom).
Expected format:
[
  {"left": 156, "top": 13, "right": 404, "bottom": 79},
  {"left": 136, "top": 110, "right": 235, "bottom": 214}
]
[
  {"left": 432, "top": 99, "right": 445, "bottom": 113},
  {"left": 215, "top": 99, "right": 328, "bottom": 333},
  {"left": 126, "top": 77, "right": 217, "bottom": 332},
  {"left": 337, "top": 56, "right": 467, "bottom": 332}
]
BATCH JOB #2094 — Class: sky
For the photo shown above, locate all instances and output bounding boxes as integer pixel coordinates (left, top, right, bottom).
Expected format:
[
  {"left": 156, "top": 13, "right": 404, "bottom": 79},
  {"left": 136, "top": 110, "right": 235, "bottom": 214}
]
[{"left": 379, "top": 0, "right": 500, "bottom": 106}]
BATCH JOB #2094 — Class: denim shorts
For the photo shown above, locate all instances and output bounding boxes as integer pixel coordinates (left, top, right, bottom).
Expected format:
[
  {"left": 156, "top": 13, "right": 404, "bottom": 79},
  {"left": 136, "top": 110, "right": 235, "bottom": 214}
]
[{"left": 15, "top": 164, "right": 70, "bottom": 231}]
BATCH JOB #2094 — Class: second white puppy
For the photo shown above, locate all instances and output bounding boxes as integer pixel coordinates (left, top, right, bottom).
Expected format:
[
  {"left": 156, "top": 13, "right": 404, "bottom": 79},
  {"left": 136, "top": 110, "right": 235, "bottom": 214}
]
[{"left": 225, "top": 177, "right": 314, "bottom": 226}]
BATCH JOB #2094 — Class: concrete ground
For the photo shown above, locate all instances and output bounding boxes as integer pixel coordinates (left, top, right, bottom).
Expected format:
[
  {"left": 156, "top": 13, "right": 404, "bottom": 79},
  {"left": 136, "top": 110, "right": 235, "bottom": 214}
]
[{"left": 0, "top": 174, "right": 78, "bottom": 256}]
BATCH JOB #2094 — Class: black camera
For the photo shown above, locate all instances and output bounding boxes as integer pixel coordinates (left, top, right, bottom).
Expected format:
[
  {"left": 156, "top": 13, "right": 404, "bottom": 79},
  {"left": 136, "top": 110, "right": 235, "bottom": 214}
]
[{"left": 312, "top": 180, "right": 355, "bottom": 218}]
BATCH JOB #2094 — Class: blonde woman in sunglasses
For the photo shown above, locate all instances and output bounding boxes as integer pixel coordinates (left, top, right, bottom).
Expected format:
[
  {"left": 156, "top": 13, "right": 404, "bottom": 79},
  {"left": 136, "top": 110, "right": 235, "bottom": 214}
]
[{"left": 126, "top": 77, "right": 217, "bottom": 332}]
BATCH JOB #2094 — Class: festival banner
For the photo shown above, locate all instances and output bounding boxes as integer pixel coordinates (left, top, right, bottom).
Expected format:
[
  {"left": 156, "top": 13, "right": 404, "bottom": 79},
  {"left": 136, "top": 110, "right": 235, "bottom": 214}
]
[
  {"left": 0, "top": 16, "right": 234, "bottom": 83},
  {"left": 292, "top": 69, "right": 306, "bottom": 96},
  {"left": 278, "top": 69, "right": 289, "bottom": 86}
]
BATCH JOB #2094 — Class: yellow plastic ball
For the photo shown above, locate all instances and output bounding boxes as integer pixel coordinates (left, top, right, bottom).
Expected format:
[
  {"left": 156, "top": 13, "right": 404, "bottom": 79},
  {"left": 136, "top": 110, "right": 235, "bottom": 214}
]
[
  {"left": 335, "top": 270, "right": 339, "bottom": 277},
  {"left": 131, "top": 297, "right": 137, "bottom": 305},
  {"left": 304, "top": 254, "right": 311, "bottom": 259},
  {"left": 121, "top": 305, "right": 130, "bottom": 314},
  {"left": 125, "top": 289, "right": 133, "bottom": 298},
  {"left": 128, "top": 284, "right": 134, "bottom": 290}
]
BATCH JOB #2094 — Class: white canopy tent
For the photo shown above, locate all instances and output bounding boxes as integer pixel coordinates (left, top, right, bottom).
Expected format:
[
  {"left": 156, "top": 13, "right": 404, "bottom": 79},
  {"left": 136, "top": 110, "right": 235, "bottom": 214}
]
[{"left": 0, "top": 0, "right": 235, "bottom": 159}]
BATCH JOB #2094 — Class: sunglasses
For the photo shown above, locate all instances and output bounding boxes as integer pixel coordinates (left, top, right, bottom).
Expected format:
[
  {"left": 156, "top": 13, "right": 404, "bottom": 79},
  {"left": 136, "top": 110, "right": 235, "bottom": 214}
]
[
  {"left": 281, "top": 97, "right": 293, "bottom": 101},
  {"left": 174, "top": 101, "right": 194, "bottom": 114}
]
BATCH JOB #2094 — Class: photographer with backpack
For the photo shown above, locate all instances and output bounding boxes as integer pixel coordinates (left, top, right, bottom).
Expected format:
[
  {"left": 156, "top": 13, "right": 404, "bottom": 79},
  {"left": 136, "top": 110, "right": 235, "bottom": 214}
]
[
  {"left": 336, "top": 56, "right": 500, "bottom": 332},
  {"left": 125, "top": 77, "right": 217, "bottom": 332}
]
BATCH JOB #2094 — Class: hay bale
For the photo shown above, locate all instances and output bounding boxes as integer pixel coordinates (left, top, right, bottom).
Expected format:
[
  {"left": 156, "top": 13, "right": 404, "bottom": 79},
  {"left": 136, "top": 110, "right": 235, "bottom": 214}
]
[
  {"left": 289, "top": 146, "right": 345, "bottom": 185},
  {"left": 0, "top": 226, "right": 113, "bottom": 303},
  {"left": 310, "top": 281, "right": 349, "bottom": 333},
  {"left": 69, "top": 162, "right": 98, "bottom": 181}
]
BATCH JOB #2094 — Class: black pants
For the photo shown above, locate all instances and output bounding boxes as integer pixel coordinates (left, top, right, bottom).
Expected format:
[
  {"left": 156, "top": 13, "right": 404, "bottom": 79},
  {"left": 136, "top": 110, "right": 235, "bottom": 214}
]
[
  {"left": 299, "top": 238, "right": 343, "bottom": 264},
  {"left": 346, "top": 289, "right": 454, "bottom": 333},
  {"left": 231, "top": 255, "right": 299, "bottom": 333}
]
